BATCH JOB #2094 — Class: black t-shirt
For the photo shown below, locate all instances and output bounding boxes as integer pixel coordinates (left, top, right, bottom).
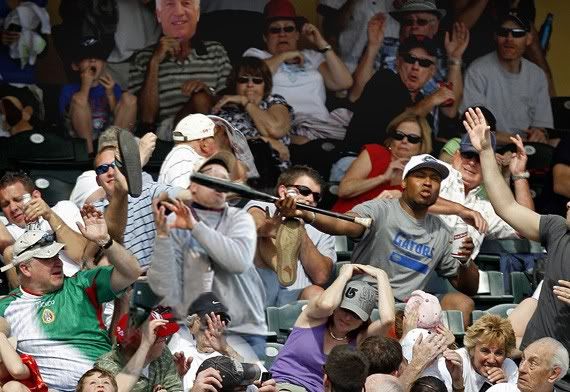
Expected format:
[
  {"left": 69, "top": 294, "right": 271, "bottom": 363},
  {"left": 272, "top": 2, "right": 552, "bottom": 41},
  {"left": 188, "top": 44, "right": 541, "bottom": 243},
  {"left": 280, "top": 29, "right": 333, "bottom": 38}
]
[
  {"left": 521, "top": 215, "right": 570, "bottom": 390},
  {"left": 537, "top": 136, "right": 570, "bottom": 216},
  {"left": 344, "top": 69, "right": 413, "bottom": 153}
]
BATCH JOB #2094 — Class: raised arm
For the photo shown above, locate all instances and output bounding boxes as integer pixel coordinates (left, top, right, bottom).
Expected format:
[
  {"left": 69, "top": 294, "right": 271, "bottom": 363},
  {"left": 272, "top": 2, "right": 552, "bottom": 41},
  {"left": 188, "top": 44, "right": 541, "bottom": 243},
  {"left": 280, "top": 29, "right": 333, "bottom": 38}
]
[
  {"left": 463, "top": 108, "right": 541, "bottom": 241},
  {"left": 23, "top": 197, "right": 89, "bottom": 264},
  {"left": 508, "top": 135, "right": 535, "bottom": 211},
  {"left": 442, "top": 22, "right": 470, "bottom": 118},
  {"left": 358, "top": 265, "right": 395, "bottom": 338},
  {"left": 348, "top": 13, "right": 385, "bottom": 102},
  {"left": 77, "top": 204, "right": 142, "bottom": 293},
  {"left": 452, "top": 0, "right": 490, "bottom": 29},
  {"left": 299, "top": 263, "right": 359, "bottom": 323}
]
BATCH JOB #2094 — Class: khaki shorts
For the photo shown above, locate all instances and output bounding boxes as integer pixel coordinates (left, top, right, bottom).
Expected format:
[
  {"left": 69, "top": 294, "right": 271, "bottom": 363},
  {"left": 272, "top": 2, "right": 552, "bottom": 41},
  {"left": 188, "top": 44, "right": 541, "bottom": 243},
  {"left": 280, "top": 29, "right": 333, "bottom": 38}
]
[{"left": 276, "top": 382, "right": 308, "bottom": 392}]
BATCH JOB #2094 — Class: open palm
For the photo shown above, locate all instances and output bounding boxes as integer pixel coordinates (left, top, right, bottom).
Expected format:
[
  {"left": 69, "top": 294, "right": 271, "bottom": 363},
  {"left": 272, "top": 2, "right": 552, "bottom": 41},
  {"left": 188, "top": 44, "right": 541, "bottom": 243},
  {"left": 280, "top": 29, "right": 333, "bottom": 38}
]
[{"left": 463, "top": 107, "right": 492, "bottom": 152}]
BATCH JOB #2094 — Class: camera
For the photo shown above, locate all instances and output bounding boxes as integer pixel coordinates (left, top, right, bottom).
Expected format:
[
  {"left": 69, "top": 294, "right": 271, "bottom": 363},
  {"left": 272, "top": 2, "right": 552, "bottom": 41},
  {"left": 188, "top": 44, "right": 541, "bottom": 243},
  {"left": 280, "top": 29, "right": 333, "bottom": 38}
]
[{"left": 198, "top": 356, "right": 262, "bottom": 390}]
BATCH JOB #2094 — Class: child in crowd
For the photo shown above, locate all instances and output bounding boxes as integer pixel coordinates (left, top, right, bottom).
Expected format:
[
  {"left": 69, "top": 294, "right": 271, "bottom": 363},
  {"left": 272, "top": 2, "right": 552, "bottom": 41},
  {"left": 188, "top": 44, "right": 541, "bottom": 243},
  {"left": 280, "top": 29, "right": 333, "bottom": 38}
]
[
  {"left": 75, "top": 368, "right": 117, "bottom": 392},
  {"left": 0, "top": 317, "right": 48, "bottom": 392},
  {"left": 59, "top": 36, "right": 136, "bottom": 154}
]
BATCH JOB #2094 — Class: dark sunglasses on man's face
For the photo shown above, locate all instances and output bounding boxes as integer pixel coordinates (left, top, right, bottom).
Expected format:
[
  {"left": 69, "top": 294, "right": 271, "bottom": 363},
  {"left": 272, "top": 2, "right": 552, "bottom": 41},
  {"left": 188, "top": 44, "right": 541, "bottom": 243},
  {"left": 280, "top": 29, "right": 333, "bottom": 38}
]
[
  {"left": 286, "top": 184, "right": 321, "bottom": 203},
  {"left": 268, "top": 26, "right": 296, "bottom": 34},
  {"left": 391, "top": 130, "right": 422, "bottom": 144},
  {"left": 95, "top": 162, "right": 115, "bottom": 175},
  {"left": 401, "top": 18, "right": 435, "bottom": 27},
  {"left": 460, "top": 151, "right": 480, "bottom": 162},
  {"left": 496, "top": 27, "right": 527, "bottom": 38},
  {"left": 401, "top": 53, "right": 435, "bottom": 68},
  {"left": 237, "top": 75, "right": 264, "bottom": 85}
]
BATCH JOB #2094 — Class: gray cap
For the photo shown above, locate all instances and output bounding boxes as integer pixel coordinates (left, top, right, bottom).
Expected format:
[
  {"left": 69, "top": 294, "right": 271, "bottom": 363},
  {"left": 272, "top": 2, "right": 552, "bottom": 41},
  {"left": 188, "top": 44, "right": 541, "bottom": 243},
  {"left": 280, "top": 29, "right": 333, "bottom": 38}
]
[
  {"left": 11, "top": 230, "right": 65, "bottom": 267},
  {"left": 340, "top": 280, "right": 378, "bottom": 321},
  {"left": 389, "top": 0, "right": 446, "bottom": 20}
]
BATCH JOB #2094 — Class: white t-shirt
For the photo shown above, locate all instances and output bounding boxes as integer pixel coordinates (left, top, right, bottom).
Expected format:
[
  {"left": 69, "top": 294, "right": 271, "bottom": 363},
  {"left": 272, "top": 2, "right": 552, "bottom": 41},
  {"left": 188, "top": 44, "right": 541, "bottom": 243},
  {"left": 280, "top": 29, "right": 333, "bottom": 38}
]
[
  {"left": 158, "top": 144, "right": 205, "bottom": 188},
  {"left": 243, "top": 48, "right": 329, "bottom": 122},
  {"left": 486, "top": 384, "right": 520, "bottom": 392},
  {"left": 441, "top": 347, "right": 519, "bottom": 392},
  {"left": 2, "top": 200, "right": 83, "bottom": 276}
]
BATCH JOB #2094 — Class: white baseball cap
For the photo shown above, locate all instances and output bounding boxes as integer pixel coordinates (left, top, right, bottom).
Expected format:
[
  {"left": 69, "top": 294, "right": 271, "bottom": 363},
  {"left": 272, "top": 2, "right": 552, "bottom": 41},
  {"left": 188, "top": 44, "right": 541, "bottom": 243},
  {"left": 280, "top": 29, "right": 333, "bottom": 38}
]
[
  {"left": 11, "top": 229, "right": 65, "bottom": 267},
  {"left": 172, "top": 114, "right": 216, "bottom": 142},
  {"left": 402, "top": 154, "right": 449, "bottom": 180}
]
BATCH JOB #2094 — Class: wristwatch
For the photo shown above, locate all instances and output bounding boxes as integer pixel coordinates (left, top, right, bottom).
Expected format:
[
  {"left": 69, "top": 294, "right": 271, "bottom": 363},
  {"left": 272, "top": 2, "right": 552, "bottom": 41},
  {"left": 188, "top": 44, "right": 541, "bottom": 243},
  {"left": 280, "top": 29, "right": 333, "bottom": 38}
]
[
  {"left": 317, "top": 44, "right": 332, "bottom": 53},
  {"left": 512, "top": 171, "right": 530, "bottom": 181}
]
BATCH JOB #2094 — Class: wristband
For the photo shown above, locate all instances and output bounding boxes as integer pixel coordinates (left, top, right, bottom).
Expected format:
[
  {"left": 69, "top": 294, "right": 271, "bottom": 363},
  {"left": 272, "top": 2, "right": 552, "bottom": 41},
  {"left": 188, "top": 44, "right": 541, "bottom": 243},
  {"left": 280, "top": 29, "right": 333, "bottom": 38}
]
[
  {"left": 512, "top": 171, "right": 530, "bottom": 181},
  {"left": 98, "top": 236, "right": 113, "bottom": 249}
]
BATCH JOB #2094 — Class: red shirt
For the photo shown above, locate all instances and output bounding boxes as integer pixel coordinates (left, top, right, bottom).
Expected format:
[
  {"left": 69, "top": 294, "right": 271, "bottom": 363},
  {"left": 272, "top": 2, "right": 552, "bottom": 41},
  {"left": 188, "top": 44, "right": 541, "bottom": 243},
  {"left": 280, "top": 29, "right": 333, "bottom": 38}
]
[
  {"left": 0, "top": 354, "right": 48, "bottom": 392},
  {"left": 333, "top": 144, "right": 403, "bottom": 213}
]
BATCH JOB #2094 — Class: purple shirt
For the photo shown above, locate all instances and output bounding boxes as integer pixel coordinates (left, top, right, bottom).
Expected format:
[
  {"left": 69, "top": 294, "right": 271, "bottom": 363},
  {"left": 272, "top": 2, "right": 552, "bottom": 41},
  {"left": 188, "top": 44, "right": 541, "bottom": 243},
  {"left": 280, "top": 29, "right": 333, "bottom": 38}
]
[{"left": 270, "top": 323, "right": 355, "bottom": 392}]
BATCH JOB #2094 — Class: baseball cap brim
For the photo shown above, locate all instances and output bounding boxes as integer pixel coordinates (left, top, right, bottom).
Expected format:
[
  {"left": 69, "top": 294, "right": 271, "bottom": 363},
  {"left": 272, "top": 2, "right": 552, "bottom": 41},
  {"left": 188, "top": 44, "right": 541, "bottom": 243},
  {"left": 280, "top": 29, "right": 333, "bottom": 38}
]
[
  {"left": 12, "top": 241, "right": 65, "bottom": 265},
  {"left": 340, "top": 302, "right": 370, "bottom": 322}
]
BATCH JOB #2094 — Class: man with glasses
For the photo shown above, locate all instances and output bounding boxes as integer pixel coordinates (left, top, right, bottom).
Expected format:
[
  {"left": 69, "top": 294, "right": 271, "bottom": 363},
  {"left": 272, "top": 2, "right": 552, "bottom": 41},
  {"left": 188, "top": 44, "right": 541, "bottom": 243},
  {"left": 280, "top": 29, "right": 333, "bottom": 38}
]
[
  {"left": 461, "top": 11, "right": 553, "bottom": 145},
  {"left": 246, "top": 165, "right": 336, "bottom": 306},
  {"left": 128, "top": 0, "right": 232, "bottom": 140},
  {"left": 345, "top": 36, "right": 455, "bottom": 152},
  {"left": 0, "top": 210, "right": 142, "bottom": 391}
]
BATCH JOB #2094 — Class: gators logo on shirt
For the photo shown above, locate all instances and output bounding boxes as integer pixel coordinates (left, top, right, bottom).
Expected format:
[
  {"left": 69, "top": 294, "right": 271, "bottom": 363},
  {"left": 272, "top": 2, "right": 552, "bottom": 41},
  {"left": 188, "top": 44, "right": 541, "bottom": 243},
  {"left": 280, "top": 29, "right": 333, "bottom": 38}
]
[{"left": 41, "top": 308, "right": 55, "bottom": 324}]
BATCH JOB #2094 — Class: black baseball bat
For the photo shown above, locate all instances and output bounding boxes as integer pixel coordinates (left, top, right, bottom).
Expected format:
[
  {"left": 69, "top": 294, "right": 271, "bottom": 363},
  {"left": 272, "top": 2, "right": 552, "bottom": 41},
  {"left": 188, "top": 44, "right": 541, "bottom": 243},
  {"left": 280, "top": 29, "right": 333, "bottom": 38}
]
[{"left": 190, "top": 172, "right": 372, "bottom": 228}]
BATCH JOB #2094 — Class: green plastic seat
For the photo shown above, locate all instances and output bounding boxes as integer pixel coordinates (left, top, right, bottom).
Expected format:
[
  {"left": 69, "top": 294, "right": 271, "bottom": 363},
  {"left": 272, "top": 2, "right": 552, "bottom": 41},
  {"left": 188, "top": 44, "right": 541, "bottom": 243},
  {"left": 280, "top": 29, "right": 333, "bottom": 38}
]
[
  {"left": 266, "top": 300, "right": 309, "bottom": 343},
  {"left": 510, "top": 271, "right": 534, "bottom": 304},
  {"left": 442, "top": 310, "right": 465, "bottom": 336},
  {"left": 131, "top": 279, "right": 161, "bottom": 310},
  {"left": 471, "top": 303, "right": 517, "bottom": 324},
  {"left": 473, "top": 271, "right": 514, "bottom": 306},
  {"left": 264, "top": 342, "right": 284, "bottom": 368}
]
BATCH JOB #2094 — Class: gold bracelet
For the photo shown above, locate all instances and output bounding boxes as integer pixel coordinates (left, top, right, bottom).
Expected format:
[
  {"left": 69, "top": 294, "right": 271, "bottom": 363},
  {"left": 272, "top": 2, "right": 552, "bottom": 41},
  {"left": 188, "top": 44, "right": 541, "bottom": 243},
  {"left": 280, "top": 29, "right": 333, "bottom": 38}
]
[{"left": 54, "top": 224, "right": 63, "bottom": 232}]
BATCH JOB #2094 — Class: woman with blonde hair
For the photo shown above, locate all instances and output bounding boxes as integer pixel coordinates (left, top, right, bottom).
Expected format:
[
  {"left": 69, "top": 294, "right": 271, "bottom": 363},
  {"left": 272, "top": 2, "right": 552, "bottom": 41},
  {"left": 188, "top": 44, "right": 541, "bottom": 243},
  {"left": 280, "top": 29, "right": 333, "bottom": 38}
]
[
  {"left": 443, "top": 314, "right": 518, "bottom": 392},
  {"left": 332, "top": 111, "right": 432, "bottom": 213}
]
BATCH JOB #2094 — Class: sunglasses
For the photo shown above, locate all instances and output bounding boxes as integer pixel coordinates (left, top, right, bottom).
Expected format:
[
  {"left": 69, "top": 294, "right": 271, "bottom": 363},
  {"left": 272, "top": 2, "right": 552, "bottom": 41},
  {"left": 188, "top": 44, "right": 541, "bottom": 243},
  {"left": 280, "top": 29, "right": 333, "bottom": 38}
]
[
  {"left": 285, "top": 184, "right": 321, "bottom": 203},
  {"left": 460, "top": 151, "right": 480, "bottom": 162},
  {"left": 237, "top": 75, "right": 264, "bottom": 85},
  {"left": 391, "top": 130, "right": 422, "bottom": 144},
  {"left": 268, "top": 25, "right": 296, "bottom": 34},
  {"left": 496, "top": 27, "right": 527, "bottom": 38},
  {"left": 401, "top": 18, "right": 436, "bottom": 27},
  {"left": 95, "top": 161, "right": 115, "bottom": 175},
  {"left": 401, "top": 53, "right": 435, "bottom": 68}
]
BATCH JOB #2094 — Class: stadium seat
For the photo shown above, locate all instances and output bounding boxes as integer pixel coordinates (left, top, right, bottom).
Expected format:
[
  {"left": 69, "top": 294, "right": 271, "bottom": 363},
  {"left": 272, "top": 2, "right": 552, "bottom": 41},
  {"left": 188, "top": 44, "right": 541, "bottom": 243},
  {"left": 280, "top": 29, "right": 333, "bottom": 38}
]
[
  {"left": 28, "top": 171, "right": 77, "bottom": 206},
  {"left": 471, "top": 303, "right": 517, "bottom": 324},
  {"left": 551, "top": 97, "right": 570, "bottom": 130},
  {"left": 442, "top": 310, "right": 465, "bottom": 336},
  {"left": 266, "top": 300, "right": 309, "bottom": 343},
  {"left": 472, "top": 271, "right": 514, "bottom": 306},
  {"left": 144, "top": 139, "right": 174, "bottom": 180},
  {"left": 264, "top": 342, "right": 284, "bottom": 368},
  {"left": 510, "top": 271, "right": 534, "bottom": 304},
  {"left": 335, "top": 236, "right": 352, "bottom": 261},
  {"left": 131, "top": 279, "right": 161, "bottom": 311}
]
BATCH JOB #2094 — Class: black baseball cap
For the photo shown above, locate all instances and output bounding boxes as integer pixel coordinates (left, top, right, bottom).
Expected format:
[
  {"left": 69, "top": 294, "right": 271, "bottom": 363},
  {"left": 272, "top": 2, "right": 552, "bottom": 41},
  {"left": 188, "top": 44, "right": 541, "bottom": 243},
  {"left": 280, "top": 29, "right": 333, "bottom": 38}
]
[
  {"left": 498, "top": 9, "right": 531, "bottom": 32},
  {"left": 398, "top": 36, "right": 438, "bottom": 58},
  {"left": 187, "top": 292, "right": 231, "bottom": 324},
  {"left": 71, "top": 36, "right": 113, "bottom": 62}
]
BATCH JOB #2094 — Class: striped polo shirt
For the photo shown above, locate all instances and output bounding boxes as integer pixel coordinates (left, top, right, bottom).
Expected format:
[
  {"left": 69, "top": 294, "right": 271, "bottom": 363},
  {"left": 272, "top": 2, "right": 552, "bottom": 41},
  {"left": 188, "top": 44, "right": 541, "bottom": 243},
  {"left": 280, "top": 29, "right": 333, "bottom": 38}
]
[{"left": 128, "top": 39, "right": 232, "bottom": 126}]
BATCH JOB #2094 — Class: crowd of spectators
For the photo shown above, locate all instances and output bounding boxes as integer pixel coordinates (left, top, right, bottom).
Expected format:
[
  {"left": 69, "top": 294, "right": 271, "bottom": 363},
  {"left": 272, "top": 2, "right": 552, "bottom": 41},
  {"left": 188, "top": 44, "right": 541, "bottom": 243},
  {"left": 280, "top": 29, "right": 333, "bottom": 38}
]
[{"left": 1, "top": 0, "right": 569, "bottom": 392}]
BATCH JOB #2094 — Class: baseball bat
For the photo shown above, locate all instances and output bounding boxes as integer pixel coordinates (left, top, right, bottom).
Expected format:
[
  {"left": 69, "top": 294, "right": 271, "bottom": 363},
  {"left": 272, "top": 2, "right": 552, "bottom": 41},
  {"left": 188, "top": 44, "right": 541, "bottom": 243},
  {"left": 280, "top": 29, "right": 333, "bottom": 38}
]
[{"left": 190, "top": 172, "right": 372, "bottom": 228}]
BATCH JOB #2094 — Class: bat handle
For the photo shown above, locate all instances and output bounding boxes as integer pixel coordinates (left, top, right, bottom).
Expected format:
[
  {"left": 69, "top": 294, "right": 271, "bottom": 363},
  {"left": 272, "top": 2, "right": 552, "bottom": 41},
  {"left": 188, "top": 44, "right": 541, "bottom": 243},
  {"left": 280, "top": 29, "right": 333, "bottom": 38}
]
[
  {"left": 354, "top": 216, "right": 372, "bottom": 229},
  {"left": 0, "top": 264, "right": 14, "bottom": 273}
]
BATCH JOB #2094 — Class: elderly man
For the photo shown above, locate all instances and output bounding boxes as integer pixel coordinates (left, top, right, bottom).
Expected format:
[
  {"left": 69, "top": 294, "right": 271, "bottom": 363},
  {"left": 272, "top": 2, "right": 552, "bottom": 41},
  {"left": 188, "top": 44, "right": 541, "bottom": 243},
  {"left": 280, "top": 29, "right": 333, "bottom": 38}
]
[
  {"left": 277, "top": 154, "right": 480, "bottom": 315},
  {"left": 344, "top": 36, "right": 456, "bottom": 154},
  {"left": 147, "top": 152, "right": 267, "bottom": 360},
  {"left": 461, "top": 11, "right": 553, "bottom": 145},
  {"left": 246, "top": 165, "right": 336, "bottom": 306},
  {"left": 464, "top": 107, "right": 570, "bottom": 392},
  {"left": 0, "top": 207, "right": 142, "bottom": 391},
  {"left": 349, "top": 0, "right": 468, "bottom": 107},
  {"left": 129, "top": 0, "right": 232, "bottom": 140},
  {"left": 487, "top": 337, "right": 569, "bottom": 392}
]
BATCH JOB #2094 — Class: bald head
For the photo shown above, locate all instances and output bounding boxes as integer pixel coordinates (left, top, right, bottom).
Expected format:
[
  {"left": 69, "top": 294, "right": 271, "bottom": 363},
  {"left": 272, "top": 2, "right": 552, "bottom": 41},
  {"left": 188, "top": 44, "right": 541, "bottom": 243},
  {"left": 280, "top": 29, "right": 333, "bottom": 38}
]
[{"left": 366, "top": 374, "right": 404, "bottom": 392}]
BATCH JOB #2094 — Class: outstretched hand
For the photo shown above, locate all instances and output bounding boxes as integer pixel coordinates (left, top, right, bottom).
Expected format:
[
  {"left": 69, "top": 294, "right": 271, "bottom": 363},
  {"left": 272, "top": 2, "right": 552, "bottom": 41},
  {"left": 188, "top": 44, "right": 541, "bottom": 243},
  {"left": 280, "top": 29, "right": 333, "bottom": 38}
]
[
  {"left": 508, "top": 135, "right": 528, "bottom": 176},
  {"left": 463, "top": 107, "right": 492, "bottom": 152},
  {"left": 77, "top": 204, "right": 109, "bottom": 243}
]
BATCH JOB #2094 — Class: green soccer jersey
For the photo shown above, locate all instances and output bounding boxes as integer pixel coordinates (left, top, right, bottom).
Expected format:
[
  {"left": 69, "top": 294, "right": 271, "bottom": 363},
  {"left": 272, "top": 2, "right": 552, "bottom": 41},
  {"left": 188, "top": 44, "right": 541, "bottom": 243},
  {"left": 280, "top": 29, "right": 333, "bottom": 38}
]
[{"left": 0, "top": 266, "right": 120, "bottom": 392}]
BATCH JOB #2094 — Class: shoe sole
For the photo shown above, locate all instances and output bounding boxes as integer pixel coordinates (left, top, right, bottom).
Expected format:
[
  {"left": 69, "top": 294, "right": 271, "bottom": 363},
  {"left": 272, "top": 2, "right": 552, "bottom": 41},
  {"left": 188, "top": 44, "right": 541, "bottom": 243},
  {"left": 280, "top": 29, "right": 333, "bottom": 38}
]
[
  {"left": 118, "top": 130, "right": 143, "bottom": 197},
  {"left": 275, "top": 218, "right": 302, "bottom": 287}
]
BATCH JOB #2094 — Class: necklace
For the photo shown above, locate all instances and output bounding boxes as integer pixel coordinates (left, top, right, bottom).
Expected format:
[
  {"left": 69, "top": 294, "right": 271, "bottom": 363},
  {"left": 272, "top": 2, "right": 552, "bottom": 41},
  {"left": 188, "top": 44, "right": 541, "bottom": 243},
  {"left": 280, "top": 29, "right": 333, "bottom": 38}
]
[{"left": 328, "top": 327, "right": 348, "bottom": 341}]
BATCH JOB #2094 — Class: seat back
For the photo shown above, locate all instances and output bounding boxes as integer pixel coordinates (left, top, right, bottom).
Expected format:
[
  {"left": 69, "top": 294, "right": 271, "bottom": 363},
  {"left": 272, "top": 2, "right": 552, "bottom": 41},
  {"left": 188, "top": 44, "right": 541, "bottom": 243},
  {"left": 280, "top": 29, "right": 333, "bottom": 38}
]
[
  {"left": 442, "top": 310, "right": 465, "bottom": 335},
  {"left": 264, "top": 342, "right": 284, "bottom": 368},
  {"left": 131, "top": 279, "right": 161, "bottom": 311},
  {"left": 266, "top": 300, "right": 309, "bottom": 343},
  {"left": 551, "top": 97, "right": 570, "bottom": 130},
  {"left": 3, "top": 131, "right": 89, "bottom": 163},
  {"left": 510, "top": 271, "right": 534, "bottom": 304},
  {"left": 29, "top": 172, "right": 77, "bottom": 206}
]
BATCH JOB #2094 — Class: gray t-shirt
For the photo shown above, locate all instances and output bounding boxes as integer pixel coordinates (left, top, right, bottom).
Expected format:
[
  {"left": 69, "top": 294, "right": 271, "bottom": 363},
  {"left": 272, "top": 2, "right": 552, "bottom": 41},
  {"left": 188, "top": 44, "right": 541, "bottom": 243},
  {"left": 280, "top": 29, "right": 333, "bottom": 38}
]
[
  {"left": 351, "top": 199, "right": 458, "bottom": 301},
  {"left": 522, "top": 215, "right": 570, "bottom": 391},
  {"left": 461, "top": 52, "right": 553, "bottom": 134}
]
